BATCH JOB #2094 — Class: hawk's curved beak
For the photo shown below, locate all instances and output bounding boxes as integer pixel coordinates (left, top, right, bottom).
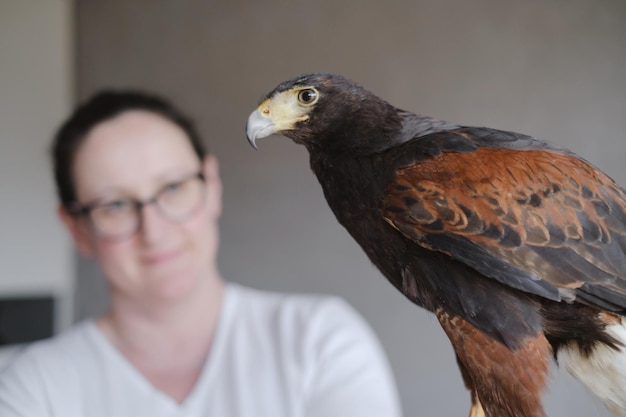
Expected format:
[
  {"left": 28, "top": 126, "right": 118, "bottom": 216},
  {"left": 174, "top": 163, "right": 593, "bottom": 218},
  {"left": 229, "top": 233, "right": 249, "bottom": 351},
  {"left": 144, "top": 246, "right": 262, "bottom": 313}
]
[{"left": 246, "top": 109, "right": 275, "bottom": 150}]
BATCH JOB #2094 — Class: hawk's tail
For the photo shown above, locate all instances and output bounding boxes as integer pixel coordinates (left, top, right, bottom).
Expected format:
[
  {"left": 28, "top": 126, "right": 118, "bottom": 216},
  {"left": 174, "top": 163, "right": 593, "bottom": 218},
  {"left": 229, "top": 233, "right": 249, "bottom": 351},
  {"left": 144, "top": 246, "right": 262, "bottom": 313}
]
[{"left": 557, "top": 315, "right": 626, "bottom": 416}]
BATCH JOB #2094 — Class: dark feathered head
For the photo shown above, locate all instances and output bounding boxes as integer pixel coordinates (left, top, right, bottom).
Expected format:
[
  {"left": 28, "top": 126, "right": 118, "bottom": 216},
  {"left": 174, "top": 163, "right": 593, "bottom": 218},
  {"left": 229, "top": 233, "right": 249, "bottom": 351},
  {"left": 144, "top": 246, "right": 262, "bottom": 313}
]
[{"left": 246, "top": 73, "right": 403, "bottom": 155}]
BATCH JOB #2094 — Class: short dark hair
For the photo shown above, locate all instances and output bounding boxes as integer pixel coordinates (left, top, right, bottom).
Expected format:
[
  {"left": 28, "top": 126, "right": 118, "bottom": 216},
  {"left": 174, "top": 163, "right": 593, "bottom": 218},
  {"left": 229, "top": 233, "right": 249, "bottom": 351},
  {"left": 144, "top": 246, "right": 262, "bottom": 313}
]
[{"left": 52, "top": 90, "right": 207, "bottom": 207}]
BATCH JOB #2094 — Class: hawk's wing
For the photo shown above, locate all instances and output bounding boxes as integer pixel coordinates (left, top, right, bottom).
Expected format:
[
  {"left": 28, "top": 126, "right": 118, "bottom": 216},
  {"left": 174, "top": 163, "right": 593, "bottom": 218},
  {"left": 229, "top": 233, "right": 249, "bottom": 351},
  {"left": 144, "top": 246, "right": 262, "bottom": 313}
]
[{"left": 382, "top": 128, "right": 626, "bottom": 312}]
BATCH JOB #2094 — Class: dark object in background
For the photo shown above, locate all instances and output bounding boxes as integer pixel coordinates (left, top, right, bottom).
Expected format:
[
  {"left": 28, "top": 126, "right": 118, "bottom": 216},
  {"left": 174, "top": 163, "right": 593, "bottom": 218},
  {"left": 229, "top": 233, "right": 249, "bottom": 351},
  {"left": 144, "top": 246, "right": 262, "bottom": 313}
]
[{"left": 0, "top": 296, "right": 54, "bottom": 345}]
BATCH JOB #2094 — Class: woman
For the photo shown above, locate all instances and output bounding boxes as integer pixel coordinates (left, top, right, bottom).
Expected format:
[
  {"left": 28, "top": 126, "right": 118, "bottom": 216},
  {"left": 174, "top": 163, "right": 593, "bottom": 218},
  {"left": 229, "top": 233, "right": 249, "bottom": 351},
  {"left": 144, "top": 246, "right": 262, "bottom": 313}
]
[{"left": 0, "top": 91, "right": 402, "bottom": 416}]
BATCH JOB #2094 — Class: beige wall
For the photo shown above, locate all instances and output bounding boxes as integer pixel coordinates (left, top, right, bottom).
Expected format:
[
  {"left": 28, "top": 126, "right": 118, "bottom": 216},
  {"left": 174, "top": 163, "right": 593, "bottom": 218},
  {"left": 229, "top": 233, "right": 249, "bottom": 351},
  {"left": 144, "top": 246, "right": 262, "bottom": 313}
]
[
  {"left": 0, "top": 0, "right": 74, "bottom": 331},
  {"left": 75, "top": 1, "right": 626, "bottom": 415}
]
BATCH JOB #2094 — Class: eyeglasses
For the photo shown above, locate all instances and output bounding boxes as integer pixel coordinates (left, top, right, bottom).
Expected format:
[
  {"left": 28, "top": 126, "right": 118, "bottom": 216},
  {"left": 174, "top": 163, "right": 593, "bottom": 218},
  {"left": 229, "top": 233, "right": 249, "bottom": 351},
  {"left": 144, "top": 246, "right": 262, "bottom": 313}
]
[{"left": 69, "top": 172, "right": 206, "bottom": 240}]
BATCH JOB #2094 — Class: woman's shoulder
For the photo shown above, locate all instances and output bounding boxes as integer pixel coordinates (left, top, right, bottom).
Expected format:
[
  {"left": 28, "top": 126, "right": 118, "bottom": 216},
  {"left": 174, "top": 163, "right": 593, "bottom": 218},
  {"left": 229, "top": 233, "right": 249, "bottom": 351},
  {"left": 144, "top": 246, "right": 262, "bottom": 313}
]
[
  {"left": 225, "top": 282, "right": 372, "bottom": 342},
  {"left": 228, "top": 282, "right": 358, "bottom": 319},
  {"left": 0, "top": 320, "right": 98, "bottom": 378},
  {"left": 220, "top": 283, "right": 401, "bottom": 417}
]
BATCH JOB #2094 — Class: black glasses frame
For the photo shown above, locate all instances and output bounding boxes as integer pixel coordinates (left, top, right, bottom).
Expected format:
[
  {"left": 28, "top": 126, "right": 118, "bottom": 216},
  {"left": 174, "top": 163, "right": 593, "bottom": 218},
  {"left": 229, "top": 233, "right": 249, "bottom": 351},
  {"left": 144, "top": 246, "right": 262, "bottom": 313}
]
[{"left": 68, "top": 171, "right": 206, "bottom": 238}]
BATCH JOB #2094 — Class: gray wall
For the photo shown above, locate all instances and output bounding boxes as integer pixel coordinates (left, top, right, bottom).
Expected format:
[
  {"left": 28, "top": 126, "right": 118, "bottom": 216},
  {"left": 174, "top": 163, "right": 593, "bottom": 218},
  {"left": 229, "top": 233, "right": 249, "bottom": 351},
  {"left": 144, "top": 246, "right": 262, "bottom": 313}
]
[
  {"left": 0, "top": 0, "right": 74, "bottom": 331},
  {"left": 75, "top": 1, "right": 626, "bottom": 415}
]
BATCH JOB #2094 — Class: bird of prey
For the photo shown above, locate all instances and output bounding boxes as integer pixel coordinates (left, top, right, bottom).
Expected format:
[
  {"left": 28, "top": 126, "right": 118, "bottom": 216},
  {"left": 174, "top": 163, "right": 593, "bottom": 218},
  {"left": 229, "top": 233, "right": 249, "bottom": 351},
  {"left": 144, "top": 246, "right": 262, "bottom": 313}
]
[{"left": 246, "top": 73, "right": 626, "bottom": 417}]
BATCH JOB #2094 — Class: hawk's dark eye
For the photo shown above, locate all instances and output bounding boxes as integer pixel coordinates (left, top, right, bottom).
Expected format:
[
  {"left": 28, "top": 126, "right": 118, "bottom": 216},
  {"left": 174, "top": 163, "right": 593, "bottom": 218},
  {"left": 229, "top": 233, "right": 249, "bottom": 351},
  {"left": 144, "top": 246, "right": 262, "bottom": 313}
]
[{"left": 297, "top": 88, "right": 318, "bottom": 105}]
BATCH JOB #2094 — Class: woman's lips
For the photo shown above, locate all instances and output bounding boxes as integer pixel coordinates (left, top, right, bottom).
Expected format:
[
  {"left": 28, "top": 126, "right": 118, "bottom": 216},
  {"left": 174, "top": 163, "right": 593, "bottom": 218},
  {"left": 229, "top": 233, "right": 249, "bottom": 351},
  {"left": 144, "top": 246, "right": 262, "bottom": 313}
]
[{"left": 141, "top": 248, "right": 184, "bottom": 266}]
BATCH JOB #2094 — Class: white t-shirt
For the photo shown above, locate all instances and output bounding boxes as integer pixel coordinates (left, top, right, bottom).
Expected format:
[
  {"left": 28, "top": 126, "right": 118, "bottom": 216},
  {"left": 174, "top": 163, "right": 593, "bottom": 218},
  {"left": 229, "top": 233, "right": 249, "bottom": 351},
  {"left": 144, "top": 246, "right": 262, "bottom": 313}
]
[{"left": 0, "top": 284, "right": 402, "bottom": 417}]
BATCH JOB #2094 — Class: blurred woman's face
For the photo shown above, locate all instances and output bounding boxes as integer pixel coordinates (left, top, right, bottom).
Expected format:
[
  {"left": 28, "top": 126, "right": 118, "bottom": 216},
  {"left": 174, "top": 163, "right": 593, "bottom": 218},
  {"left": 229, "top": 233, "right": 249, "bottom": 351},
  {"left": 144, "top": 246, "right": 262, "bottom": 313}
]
[{"left": 65, "top": 110, "right": 222, "bottom": 306}]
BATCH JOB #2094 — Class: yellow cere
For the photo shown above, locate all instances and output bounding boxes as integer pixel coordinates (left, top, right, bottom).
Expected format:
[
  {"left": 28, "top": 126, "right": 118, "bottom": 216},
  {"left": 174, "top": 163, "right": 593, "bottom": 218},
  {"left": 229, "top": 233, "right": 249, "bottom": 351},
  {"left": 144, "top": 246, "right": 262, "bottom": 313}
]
[{"left": 257, "top": 87, "right": 317, "bottom": 131}]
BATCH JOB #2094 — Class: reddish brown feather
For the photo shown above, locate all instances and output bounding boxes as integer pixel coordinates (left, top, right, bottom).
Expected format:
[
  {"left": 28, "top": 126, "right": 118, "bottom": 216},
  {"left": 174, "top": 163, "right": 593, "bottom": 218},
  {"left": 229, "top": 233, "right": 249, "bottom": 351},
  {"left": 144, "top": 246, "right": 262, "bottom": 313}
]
[
  {"left": 438, "top": 309, "right": 552, "bottom": 417},
  {"left": 384, "top": 147, "right": 626, "bottom": 290}
]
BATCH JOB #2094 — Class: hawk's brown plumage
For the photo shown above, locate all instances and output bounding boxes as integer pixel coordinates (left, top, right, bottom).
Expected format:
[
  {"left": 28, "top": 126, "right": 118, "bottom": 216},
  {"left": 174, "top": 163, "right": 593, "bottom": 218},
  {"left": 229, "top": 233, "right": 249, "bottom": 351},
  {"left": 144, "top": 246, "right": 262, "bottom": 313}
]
[{"left": 246, "top": 73, "right": 626, "bottom": 417}]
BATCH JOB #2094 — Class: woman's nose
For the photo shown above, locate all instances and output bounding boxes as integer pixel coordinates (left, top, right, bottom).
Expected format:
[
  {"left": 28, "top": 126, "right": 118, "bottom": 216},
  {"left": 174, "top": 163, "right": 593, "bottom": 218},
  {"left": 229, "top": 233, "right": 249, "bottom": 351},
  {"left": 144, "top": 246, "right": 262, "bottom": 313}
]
[{"left": 138, "top": 203, "right": 171, "bottom": 244}]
